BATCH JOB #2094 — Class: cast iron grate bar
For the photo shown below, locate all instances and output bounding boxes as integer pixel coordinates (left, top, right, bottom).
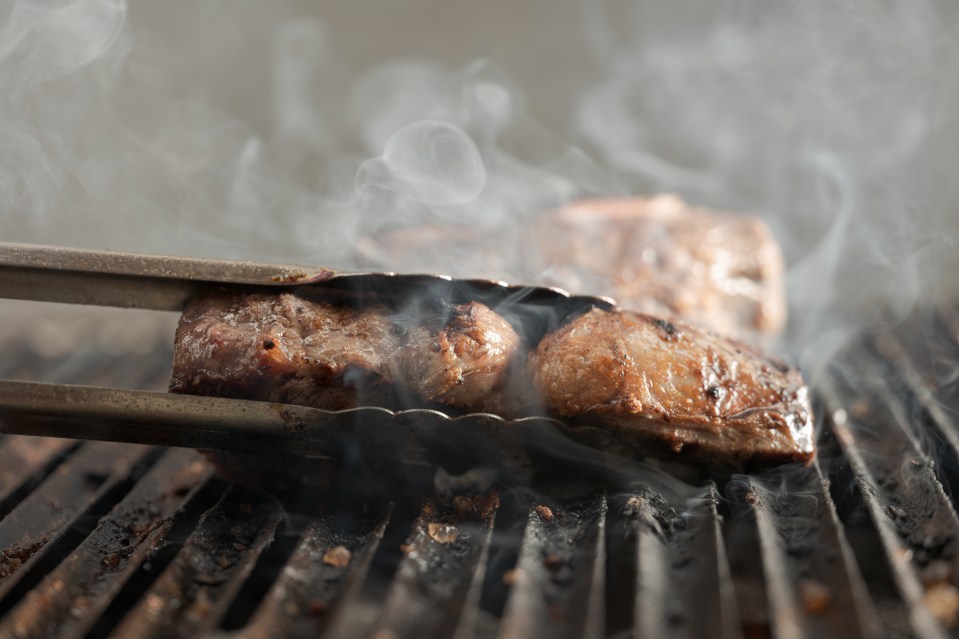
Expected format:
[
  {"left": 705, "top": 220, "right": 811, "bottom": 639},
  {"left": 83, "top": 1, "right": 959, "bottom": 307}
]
[
  {"left": 496, "top": 492, "right": 607, "bottom": 639},
  {"left": 829, "top": 413, "right": 948, "bottom": 638},
  {"left": 8, "top": 309, "right": 959, "bottom": 638},
  {"left": 0, "top": 442, "right": 154, "bottom": 606},
  {"left": 108, "top": 484, "right": 284, "bottom": 639},
  {"left": 724, "top": 483, "right": 772, "bottom": 638},
  {"left": 0, "top": 436, "right": 76, "bottom": 518},
  {"left": 822, "top": 341, "right": 959, "bottom": 637},
  {"left": 870, "top": 329, "right": 959, "bottom": 496},
  {"left": 876, "top": 306, "right": 959, "bottom": 412},
  {"left": 367, "top": 493, "right": 499, "bottom": 639},
  {"left": 0, "top": 449, "right": 212, "bottom": 639},
  {"left": 743, "top": 466, "right": 881, "bottom": 639},
  {"left": 449, "top": 499, "right": 499, "bottom": 639},
  {"left": 238, "top": 500, "right": 394, "bottom": 639},
  {"left": 624, "top": 483, "right": 740, "bottom": 639}
]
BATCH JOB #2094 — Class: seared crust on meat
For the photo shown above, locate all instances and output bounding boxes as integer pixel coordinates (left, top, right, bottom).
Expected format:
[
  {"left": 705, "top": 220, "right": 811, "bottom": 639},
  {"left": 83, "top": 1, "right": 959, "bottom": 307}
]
[
  {"left": 530, "top": 308, "right": 814, "bottom": 467},
  {"left": 169, "top": 292, "right": 400, "bottom": 410},
  {"left": 171, "top": 293, "right": 813, "bottom": 470},
  {"left": 170, "top": 293, "right": 521, "bottom": 415},
  {"left": 391, "top": 301, "right": 521, "bottom": 413}
]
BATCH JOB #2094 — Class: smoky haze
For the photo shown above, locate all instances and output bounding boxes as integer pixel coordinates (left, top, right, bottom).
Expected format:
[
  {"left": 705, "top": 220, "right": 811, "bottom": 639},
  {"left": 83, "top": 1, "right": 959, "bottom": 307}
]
[{"left": 1, "top": 0, "right": 957, "bottom": 372}]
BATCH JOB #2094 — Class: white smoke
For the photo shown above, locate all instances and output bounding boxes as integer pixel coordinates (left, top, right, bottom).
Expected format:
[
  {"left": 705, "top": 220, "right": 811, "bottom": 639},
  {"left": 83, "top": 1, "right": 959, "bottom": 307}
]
[
  {"left": 574, "top": 1, "right": 959, "bottom": 363},
  {"left": 1, "top": 0, "right": 957, "bottom": 372}
]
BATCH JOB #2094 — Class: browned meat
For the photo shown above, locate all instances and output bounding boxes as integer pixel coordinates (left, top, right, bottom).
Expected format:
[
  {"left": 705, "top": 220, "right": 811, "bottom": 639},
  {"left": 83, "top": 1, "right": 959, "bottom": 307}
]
[
  {"left": 169, "top": 292, "right": 521, "bottom": 415},
  {"left": 390, "top": 301, "right": 522, "bottom": 413},
  {"left": 355, "top": 194, "right": 786, "bottom": 340},
  {"left": 170, "top": 288, "right": 810, "bottom": 471},
  {"left": 530, "top": 308, "right": 813, "bottom": 467},
  {"left": 534, "top": 195, "right": 786, "bottom": 338},
  {"left": 170, "top": 292, "right": 399, "bottom": 409}
]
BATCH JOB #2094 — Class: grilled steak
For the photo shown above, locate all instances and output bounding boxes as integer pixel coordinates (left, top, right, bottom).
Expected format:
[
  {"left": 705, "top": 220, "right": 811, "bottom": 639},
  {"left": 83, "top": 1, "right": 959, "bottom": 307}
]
[
  {"left": 530, "top": 308, "right": 814, "bottom": 467},
  {"left": 169, "top": 292, "right": 521, "bottom": 415},
  {"left": 170, "top": 290, "right": 812, "bottom": 470},
  {"left": 356, "top": 194, "right": 785, "bottom": 339},
  {"left": 170, "top": 292, "right": 399, "bottom": 409}
]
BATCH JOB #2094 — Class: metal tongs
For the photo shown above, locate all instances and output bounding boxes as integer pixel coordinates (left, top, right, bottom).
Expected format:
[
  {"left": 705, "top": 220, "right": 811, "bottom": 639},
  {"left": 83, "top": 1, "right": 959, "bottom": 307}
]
[{"left": 0, "top": 242, "right": 617, "bottom": 462}]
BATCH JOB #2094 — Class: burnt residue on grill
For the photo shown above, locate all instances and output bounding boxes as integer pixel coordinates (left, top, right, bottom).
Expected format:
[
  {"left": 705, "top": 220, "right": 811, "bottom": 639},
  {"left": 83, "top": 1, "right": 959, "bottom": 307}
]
[
  {"left": 0, "top": 540, "right": 46, "bottom": 580},
  {"left": 731, "top": 466, "right": 882, "bottom": 639},
  {"left": 238, "top": 502, "right": 393, "bottom": 639},
  {"left": 0, "top": 442, "right": 158, "bottom": 605},
  {"left": 496, "top": 492, "right": 607, "bottom": 639},
  {"left": 107, "top": 484, "right": 284, "bottom": 639},
  {"left": 361, "top": 493, "right": 499, "bottom": 638},
  {"left": 608, "top": 484, "right": 740, "bottom": 639},
  {"left": 828, "top": 345, "right": 959, "bottom": 567},
  {"left": 0, "top": 450, "right": 212, "bottom": 638}
]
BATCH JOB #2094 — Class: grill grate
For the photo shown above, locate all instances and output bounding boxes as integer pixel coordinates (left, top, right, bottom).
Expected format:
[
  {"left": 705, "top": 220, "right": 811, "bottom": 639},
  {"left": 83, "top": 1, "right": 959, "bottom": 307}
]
[{"left": 2, "top": 308, "right": 959, "bottom": 638}]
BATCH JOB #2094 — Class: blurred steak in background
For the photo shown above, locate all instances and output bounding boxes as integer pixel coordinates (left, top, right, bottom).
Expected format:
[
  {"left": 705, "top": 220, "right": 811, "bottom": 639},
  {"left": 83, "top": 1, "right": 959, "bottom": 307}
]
[
  {"left": 536, "top": 195, "right": 786, "bottom": 339},
  {"left": 357, "top": 194, "right": 785, "bottom": 341}
]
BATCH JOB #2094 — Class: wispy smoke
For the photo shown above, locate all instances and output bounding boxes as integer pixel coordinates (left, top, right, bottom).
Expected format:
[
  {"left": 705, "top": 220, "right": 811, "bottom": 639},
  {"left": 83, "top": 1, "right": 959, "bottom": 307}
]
[
  {"left": 576, "top": 1, "right": 959, "bottom": 361},
  {"left": 1, "top": 0, "right": 957, "bottom": 371}
]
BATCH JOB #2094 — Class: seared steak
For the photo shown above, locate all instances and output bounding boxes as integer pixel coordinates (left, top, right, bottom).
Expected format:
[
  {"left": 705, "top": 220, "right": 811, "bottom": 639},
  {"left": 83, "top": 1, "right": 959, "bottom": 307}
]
[
  {"left": 170, "top": 292, "right": 399, "bottom": 409},
  {"left": 169, "top": 292, "right": 521, "bottom": 415},
  {"left": 530, "top": 308, "right": 813, "bottom": 467},
  {"left": 170, "top": 291, "right": 813, "bottom": 470}
]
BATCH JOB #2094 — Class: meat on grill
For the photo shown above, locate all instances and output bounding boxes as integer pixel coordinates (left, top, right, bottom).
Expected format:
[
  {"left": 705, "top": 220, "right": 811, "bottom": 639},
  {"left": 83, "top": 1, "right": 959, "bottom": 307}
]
[
  {"left": 355, "top": 194, "right": 785, "bottom": 339},
  {"left": 530, "top": 308, "right": 814, "bottom": 467},
  {"left": 390, "top": 301, "right": 522, "bottom": 411},
  {"left": 169, "top": 292, "right": 521, "bottom": 415},
  {"left": 170, "top": 294, "right": 813, "bottom": 469}
]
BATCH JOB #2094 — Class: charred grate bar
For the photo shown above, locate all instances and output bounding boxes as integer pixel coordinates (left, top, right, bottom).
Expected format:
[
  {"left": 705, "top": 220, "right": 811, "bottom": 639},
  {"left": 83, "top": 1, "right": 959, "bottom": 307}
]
[
  {"left": 241, "top": 502, "right": 393, "bottom": 639},
  {"left": 109, "top": 484, "right": 285, "bottom": 639},
  {"left": 0, "top": 450, "right": 211, "bottom": 639},
  {"left": 1, "top": 307, "right": 959, "bottom": 637},
  {"left": 619, "top": 484, "right": 739, "bottom": 639},
  {"left": 497, "top": 493, "right": 607, "bottom": 639}
]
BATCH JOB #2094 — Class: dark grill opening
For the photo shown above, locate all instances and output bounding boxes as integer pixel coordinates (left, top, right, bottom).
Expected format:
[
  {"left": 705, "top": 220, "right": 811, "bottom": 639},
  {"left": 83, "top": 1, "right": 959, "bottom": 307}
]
[{"left": 3, "top": 306, "right": 959, "bottom": 638}]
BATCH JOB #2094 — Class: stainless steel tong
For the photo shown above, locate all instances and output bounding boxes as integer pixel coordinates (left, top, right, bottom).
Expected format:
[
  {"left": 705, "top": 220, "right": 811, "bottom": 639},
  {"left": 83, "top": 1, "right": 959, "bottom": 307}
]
[{"left": 0, "top": 242, "right": 615, "bottom": 460}]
